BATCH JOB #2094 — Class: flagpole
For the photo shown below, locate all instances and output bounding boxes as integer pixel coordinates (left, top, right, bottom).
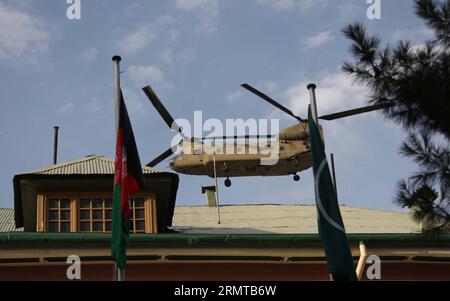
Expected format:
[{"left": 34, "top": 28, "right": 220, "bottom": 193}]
[
  {"left": 113, "top": 55, "right": 122, "bottom": 136},
  {"left": 307, "top": 84, "right": 319, "bottom": 125},
  {"left": 330, "top": 153, "right": 338, "bottom": 200},
  {"left": 213, "top": 154, "right": 221, "bottom": 224},
  {"left": 112, "top": 55, "right": 124, "bottom": 282}
]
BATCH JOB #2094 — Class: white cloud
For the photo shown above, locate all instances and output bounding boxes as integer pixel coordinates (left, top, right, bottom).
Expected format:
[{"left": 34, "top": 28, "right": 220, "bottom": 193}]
[
  {"left": 257, "top": 0, "right": 327, "bottom": 11},
  {"left": 121, "top": 88, "right": 147, "bottom": 118},
  {"left": 284, "top": 71, "right": 370, "bottom": 118},
  {"left": 161, "top": 48, "right": 174, "bottom": 65},
  {"left": 226, "top": 91, "right": 244, "bottom": 103},
  {"left": 261, "top": 81, "right": 277, "bottom": 93},
  {"left": 118, "top": 15, "right": 174, "bottom": 54},
  {"left": 0, "top": 3, "right": 48, "bottom": 61},
  {"left": 177, "top": 48, "right": 197, "bottom": 64},
  {"left": 127, "top": 65, "right": 164, "bottom": 87},
  {"left": 337, "top": 2, "right": 361, "bottom": 21},
  {"left": 175, "top": 0, "right": 219, "bottom": 34},
  {"left": 58, "top": 102, "right": 75, "bottom": 115},
  {"left": 391, "top": 27, "right": 440, "bottom": 54},
  {"left": 391, "top": 27, "right": 434, "bottom": 44},
  {"left": 257, "top": 0, "right": 296, "bottom": 10},
  {"left": 85, "top": 97, "right": 102, "bottom": 112},
  {"left": 301, "top": 31, "right": 334, "bottom": 49},
  {"left": 81, "top": 47, "right": 98, "bottom": 62}
]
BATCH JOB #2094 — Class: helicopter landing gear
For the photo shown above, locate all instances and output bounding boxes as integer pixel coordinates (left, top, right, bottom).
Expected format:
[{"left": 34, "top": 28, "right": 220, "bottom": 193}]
[
  {"left": 224, "top": 178, "right": 232, "bottom": 187},
  {"left": 293, "top": 174, "right": 300, "bottom": 182}
]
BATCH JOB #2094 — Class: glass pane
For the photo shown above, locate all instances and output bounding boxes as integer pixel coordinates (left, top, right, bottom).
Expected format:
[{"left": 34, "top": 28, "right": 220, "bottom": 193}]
[
  {"left": 92, "top": 210, "right": 103, "bottom": 220},
  {"left": 134, "top": 209, "right": 145, "bottom": 219},
  {"left": 49, "top": 222, "right": 58, "bottom": 232},
  {"left": 134, "top": 198, "right": 145, "bottom": 208},
  {"left": 48, "top": 211, "right": 58, "bottom": 220},
  {"left": 135, "top": 220, "right": 145, "bottom": 231},
  {"left": 105, "top": 210, "right": 112, "bottom": 219},
  {"left": 60, "top": 199, "right": 71, "bottom": 208},
  {"left": 80, "top": 199, "right": 90, "bottom": 208},
  {"left": 105, "top": 222, "right": 112, "bottom": 232},
  {"left": 80, "top": 222, "right": 90, "bottom": 232},
  {"left": 79, "top": 210, "right": 90, "bottom": 220},
  {"left": 60, "top": 210, "right": 71, "bottom": 221},
  {"left": 129, "top": 210, "right": 134, "bottom": 219},
  {"left": 93, "top": 222, "right": 103, "bottom": 232},
  {"left": 92, "top": 199, "right": 103, "bottom": 208},
  {"left": 105, "top": 199, "right": 113, "bottom": 208},
  {"left": 48, "top": 199, "right": 58, "bottom": 209},
  {"left": 60, "top": 222, "right": 70, "bottom": 232}
]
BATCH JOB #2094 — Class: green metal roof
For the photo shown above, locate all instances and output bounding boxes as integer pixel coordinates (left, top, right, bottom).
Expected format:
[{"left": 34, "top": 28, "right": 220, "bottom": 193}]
[{"left": 1, "top": 232, "right": 450, "bottom": 245}]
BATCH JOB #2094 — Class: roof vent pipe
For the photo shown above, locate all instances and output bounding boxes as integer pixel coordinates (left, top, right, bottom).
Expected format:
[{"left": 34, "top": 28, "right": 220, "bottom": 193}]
[{"left": 53, "top": 126, "right": 59, "bottom": 165}]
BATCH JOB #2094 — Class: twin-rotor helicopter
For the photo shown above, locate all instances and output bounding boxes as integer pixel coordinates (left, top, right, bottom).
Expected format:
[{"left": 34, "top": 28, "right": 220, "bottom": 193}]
[{"left": 142, "top": 83, "right": 391, "bottom": 187}]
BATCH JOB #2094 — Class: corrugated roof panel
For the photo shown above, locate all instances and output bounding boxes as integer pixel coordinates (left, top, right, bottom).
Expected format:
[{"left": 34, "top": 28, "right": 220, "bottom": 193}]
[
  {"left": 0, "top": 209, "right": 23, "bottom": 232},
  {"left": 171, "top": 205, "right": 422, "bottom": 234},
  {"left": 21, "top": 155, "right": 163, "bottom": 176},
  {"left": 2, "top": 205, "right": 421, "bottom": 234}
]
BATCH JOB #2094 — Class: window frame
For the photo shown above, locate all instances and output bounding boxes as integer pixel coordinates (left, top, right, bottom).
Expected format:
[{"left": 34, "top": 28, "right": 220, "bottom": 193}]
[{"left": 37, "top": 192, "right": 157, "bottom": 234}]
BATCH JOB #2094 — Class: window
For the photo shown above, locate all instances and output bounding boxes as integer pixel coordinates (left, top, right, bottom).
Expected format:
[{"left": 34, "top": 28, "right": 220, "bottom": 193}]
[
  {"left": 40, "top": 193, "right": 156, "bottom": 233},
  {"left": 47, "top": 198, "right": 72, "bottom": 233},
  {"left": 79, "top": 197, "right": 113, "bottom": 232},
  {"left": 78, "top": 197, "right": 145, "bottom": 233},
  {"left": 130, "top": 198, "right": 146, "bottom": 233}
]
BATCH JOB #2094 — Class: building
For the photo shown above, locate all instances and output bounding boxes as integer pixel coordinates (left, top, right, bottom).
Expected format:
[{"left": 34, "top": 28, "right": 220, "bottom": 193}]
[
  {"left": 12, "top": 155, "right": 179, "bottom": 234},
  {"left": 0, "top": 155, "right": 450, "bottom": 280}
]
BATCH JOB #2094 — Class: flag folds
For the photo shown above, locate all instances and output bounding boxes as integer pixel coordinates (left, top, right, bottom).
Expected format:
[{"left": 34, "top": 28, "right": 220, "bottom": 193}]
[
  {"left": 112, "top": 91, "right": 144, "bottom": 269},
  {"left": 308, "top": 106, "right": 357, "bottom": 281}
]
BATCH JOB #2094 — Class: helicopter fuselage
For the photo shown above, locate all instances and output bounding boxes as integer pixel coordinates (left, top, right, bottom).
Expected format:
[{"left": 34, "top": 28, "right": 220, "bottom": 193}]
[{"left": 169, "top": 122, "right": 323, "bottom": 178}]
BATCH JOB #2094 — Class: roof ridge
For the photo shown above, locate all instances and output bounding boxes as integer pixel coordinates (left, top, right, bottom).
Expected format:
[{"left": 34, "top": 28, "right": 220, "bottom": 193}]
[
  {"left": 17, "top": 155, "right": 165, "bottom": 176},
  {"left": 22, "top": 155, "right": 102, "bottom": 174}
]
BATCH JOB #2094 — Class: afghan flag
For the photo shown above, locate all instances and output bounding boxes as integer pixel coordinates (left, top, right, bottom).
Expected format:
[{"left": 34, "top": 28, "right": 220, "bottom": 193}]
[
  {"left": 308, "top": 106, "right": 357, "bottom": 281},
  {"left": 112, "top": 90, "right": 144, "bottom": 270}
]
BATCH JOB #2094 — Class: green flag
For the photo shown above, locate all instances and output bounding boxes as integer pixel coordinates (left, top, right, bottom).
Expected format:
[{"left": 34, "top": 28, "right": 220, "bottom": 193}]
[
  {"left": 112, "top": 91, "right": 144, "bottom": 270},
  {"left": 308, "top": 106, "right": 357, "bottom": 281}
]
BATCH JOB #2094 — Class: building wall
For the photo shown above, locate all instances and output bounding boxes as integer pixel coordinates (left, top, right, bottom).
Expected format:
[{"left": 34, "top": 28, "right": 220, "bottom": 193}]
[{"left": 0, "top": 262, "right": 449, "bottom": 281}]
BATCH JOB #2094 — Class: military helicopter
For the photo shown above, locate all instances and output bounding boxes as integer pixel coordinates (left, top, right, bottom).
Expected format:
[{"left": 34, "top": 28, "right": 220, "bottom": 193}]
[{"left": 142, "top": 84, "right": 392, "bottom": 187}]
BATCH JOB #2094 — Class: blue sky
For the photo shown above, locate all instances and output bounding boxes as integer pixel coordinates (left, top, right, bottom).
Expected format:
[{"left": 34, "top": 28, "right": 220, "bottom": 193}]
[{"left": 0, "top": 0, "right": 434, "bottom": 211}]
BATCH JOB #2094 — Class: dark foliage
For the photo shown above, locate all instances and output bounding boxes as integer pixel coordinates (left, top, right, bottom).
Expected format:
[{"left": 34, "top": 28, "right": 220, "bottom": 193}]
[
  {"left": 342, "top": 0, "right": 450, "bottom": 230},
  {"left": 342, "top": 0, "right": 450, "bottom": 138}
]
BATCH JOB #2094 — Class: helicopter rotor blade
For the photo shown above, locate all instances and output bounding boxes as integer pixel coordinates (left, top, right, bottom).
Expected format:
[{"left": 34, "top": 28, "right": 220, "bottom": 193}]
[
  {"left": 201, "top": 134, "right": 275, "bottom": 140},
  {"left": 142, "top": 85, "right": 182, "bottom": 133},
  {"left": 241, "top": 83, "right": 304, "bottom": 122},
  {"left": 146, "top": 147, "right": 175, "bottom": 167},
  {"left": 319, "top": 102, "right": 394, "bottom": 121}
]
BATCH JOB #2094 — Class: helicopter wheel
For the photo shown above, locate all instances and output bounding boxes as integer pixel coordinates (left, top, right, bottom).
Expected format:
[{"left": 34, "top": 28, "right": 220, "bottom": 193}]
[
  {"left": 293, "top": 174, "right": 300, "bottom": 182},
  {"left": 224, "top": 178, "right": 232, "bottom": 187}
]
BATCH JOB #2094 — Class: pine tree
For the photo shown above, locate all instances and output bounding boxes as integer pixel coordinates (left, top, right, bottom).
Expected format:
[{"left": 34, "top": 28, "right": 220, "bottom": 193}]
[
  {"left": 395, "top": 132, "right": 450, "bottom": 231},
  {"left": 342, "top": 0, "right": 450, "bottom": 231}
]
